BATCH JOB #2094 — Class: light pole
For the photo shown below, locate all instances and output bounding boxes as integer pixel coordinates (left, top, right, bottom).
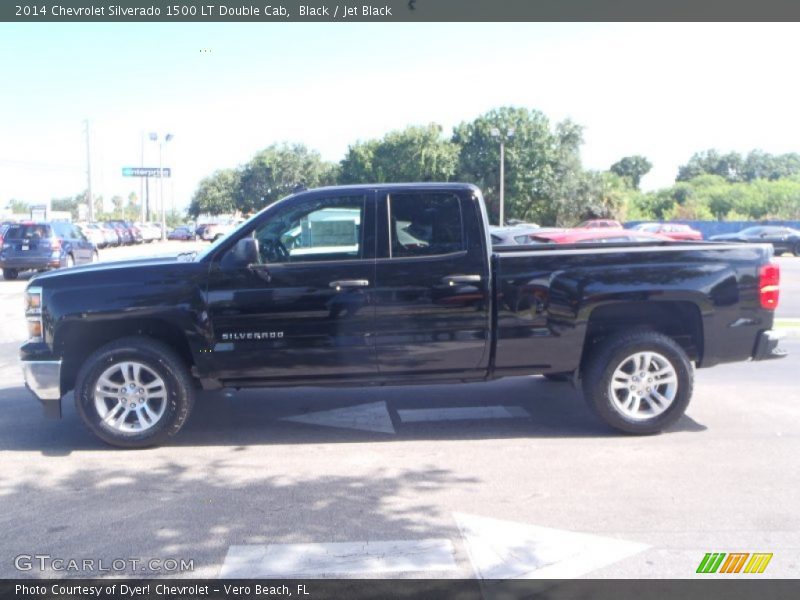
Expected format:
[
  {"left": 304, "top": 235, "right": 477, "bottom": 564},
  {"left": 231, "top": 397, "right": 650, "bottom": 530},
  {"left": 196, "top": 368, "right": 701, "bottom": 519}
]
[
  {"left": 149, "top": 132, "right": 173, "bottom": 241},
  {"left": 84, "top": 119, "right": 93, "bottom": 222},
  {"left": 490, "top": 126, "right": 514, "bottom": 227}
]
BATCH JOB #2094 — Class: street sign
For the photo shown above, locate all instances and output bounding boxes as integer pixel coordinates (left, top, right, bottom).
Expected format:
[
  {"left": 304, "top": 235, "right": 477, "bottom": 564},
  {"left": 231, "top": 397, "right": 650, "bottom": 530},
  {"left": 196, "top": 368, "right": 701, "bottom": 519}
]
[{"left": 122, "top": 167, "right": 171, "bottom": 177}]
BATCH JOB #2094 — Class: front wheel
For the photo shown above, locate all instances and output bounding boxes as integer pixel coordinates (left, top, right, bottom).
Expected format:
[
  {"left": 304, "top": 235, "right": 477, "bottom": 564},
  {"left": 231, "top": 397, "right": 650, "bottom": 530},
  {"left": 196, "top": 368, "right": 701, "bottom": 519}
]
[
  {"left": 74, "top": 337, "right": 195, "bottom": 448},
  {"left": 581, "top": 330, "right": 693, "bottom": 434},
  {"left": 2, "top": 268, "right": 19, "bottom": 281}
]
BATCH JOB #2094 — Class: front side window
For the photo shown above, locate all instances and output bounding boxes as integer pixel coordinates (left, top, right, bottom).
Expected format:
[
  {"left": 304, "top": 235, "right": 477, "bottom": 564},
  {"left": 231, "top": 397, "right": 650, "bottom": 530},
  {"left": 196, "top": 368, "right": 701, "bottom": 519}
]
[
  {"left": 252, "top": 195, "right": 365, "bottom": 264},
  {"left": 388, "top": 192, "right": 464, "bottom": 258}
]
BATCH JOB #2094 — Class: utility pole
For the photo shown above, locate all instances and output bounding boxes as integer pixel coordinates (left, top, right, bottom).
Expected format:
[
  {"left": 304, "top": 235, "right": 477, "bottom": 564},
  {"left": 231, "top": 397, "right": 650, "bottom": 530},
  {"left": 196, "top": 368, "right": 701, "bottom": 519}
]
[
  {"left": 84, "top": 119, "right": 93, "bottom": 222},
  {"left": 140, "top": 131, "right": 145, "bottom": 222},
  {"left": 499, "top": 141, "right": 505, "bottom": 227},
  {"left": 490, "top": 126, "right": 515, "bottom": 226}
]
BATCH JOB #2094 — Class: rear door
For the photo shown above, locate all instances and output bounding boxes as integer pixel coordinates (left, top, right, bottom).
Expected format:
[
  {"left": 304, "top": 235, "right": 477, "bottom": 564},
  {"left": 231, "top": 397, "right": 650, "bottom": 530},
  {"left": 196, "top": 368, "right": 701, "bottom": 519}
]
[
  {"left": 372, "top": 189, "right": 491, "bottom": 378},
  {"left": 69, "top": 224, "right": 95, "bottom": 262}
]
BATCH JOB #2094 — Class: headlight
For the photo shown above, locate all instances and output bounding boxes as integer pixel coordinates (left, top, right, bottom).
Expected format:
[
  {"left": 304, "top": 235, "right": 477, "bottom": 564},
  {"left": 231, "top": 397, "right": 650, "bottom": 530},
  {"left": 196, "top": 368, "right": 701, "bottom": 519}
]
[{"left": 24, "top": 287, "right": 43, "bottom": 342}]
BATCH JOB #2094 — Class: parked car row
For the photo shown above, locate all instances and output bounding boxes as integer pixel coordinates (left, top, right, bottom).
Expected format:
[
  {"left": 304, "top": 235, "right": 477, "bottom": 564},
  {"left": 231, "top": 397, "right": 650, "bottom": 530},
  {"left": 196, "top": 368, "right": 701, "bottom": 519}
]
[
  {"left": 490, "top": 222, "right": 674, "bottom": 246},
  {"left": 709, "top": 226, "right": 800, "bottom": 256},
  {"left": 75, "top": 221, "right": 163, "bottom": 248},
  {"left": 491, "top": 219, "right": 800, "bottom": 255}
]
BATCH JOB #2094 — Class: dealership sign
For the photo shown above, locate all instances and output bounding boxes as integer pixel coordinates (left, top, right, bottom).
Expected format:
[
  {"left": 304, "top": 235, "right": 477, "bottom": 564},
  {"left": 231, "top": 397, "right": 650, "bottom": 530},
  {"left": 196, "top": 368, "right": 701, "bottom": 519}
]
[{"left": 121, "top": 167, "right": 171, "bottom": 177}]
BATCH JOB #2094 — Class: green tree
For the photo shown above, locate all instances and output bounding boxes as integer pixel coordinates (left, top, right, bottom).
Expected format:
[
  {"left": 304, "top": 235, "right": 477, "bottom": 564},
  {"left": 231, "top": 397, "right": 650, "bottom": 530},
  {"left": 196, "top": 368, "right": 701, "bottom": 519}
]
[
  {"left": 237, "top": 144, "right": 337, "bottom": 214},
  {"left": 453, "top": 106, "right": 588, "bottom": 225},
  {"left": 610, "top": 155, "right": 652, "bottom": 190},
  {"left": 7, "top": 199, "right": 29, "bottom": 214},
  {"left": 677, "top": 150, "right": 744, "bottom": 183},
  {"left": 51, "top": 196, "right": 80, "bottom": 220},
  {"left": 187, "top": 169, "right": 241, "bottom": 218},
  {"left": 110, "top": 195, "right": 124, "bottom": 217},
  {"left": 742, "top": 150, "right": 800, "bottom": 181},
  {"left": 339, "top": 124, "right": 460, "bottom": 184},
  {"left": 127, "top": 192, "right": 140, "bottom": 220}
]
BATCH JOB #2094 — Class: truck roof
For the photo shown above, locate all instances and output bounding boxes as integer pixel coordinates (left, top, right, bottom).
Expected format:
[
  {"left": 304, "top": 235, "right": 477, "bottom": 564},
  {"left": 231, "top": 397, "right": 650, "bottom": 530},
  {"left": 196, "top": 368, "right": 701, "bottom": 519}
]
[{"left": 290, "top": 182, "right": 481, "bottom": 195}]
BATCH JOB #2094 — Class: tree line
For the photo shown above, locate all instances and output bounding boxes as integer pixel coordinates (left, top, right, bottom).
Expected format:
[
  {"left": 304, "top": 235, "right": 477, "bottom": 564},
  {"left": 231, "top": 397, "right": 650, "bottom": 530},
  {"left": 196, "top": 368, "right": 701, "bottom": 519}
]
[
  {"left": 189, "top": 107, "right": 628, "bottom": 226},
  {"left": 190, "top": 106, "right": 800, "bottom": 225}
]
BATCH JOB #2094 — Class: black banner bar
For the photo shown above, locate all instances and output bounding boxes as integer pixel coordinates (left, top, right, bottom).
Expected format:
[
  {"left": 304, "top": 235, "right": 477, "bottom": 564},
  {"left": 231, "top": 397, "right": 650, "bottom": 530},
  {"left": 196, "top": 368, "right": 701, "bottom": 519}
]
[
  {"left": 2, "top": 580, "right": 800, "bottom": 600},
  {"left": 4, "top": 0, "right": 800, "bottom": 22}
]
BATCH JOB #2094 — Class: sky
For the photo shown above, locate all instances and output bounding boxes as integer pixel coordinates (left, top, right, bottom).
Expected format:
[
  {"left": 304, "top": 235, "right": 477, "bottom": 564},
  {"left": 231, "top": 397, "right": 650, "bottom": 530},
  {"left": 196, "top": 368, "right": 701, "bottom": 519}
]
[{"left": 2, "top": 22, "right": 800, "bottom": 214}]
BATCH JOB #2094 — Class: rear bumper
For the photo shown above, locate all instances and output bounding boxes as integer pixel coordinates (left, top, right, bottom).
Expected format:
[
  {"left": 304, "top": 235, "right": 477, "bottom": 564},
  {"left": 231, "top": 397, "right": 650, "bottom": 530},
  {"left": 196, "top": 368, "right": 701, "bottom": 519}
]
[
  {"left": 0, "top": 257, "right": 61, "bottom": 269},
  {"left": 21, "top": 360, "right": 63, "bottom": 418},
  {"left": 752, "top": 330, "right": 788, "bottom": 361}
]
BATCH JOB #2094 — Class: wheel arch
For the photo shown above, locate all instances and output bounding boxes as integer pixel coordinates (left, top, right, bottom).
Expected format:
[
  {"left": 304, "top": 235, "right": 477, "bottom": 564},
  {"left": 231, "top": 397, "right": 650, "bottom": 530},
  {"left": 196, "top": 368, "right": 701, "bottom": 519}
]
[
  {"left": 58, "top": 319, "right": 196, "bottom": 394},
  {"left": 581, "top": 300, "right": 704, "bottom": 370}
]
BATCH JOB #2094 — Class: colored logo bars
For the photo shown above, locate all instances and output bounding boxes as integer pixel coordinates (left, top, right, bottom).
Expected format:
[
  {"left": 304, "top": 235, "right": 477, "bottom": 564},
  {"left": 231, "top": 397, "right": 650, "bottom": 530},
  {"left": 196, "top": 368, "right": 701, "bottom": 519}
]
[{"left": 696, "top": 552, "right": 773, "bottom": 574}]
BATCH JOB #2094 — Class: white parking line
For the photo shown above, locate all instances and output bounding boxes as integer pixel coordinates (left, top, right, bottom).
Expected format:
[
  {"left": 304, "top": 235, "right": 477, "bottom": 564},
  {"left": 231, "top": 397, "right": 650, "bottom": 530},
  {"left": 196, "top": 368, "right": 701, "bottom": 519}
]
[
  {"left": 282, "top": 401, "right": 396, "bottom": 434},
  {"left": 397, "top": 405, "right": 529, "bottom": 423},
  {"left": 219, "top": 539, "right": 458, "bottom": 578},
  {"left": 453, "top": 512, "right": 649, "bottom": 579}
]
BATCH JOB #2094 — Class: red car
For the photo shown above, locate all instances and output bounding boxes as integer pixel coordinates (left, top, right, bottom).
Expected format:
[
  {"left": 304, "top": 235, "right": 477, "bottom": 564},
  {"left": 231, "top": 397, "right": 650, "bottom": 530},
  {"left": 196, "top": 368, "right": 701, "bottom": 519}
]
[
  {"left": 530, "top": 229, "right": 672, "bottom": 244},
  {"left": 576, "top": 219, "right": 623, "bottom": 229},
  {"left": 632, "top": 222, "right": 703, "bottom": 241}
]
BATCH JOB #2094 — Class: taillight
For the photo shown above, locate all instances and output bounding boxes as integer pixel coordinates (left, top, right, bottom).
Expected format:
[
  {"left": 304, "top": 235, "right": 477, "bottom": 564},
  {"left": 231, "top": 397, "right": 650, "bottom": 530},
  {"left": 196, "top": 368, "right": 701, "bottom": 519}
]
[{"left": 759, "top": 263, "right": 780, "bottom": 310}]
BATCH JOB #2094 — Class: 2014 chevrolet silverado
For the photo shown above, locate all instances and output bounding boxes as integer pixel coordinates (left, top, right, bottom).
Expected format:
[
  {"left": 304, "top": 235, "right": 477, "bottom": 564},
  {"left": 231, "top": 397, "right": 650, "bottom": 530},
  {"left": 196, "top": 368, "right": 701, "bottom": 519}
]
[{"left": 20, "top": 183, "right": 786, "bottom": 447}]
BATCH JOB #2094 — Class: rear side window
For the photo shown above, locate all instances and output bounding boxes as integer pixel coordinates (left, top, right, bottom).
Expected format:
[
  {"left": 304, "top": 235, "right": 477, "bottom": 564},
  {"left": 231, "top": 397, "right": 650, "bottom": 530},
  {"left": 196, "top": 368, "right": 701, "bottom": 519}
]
[
  {"left": 5, "top": 224, "right": 51, "bottom": 240},
  {"left": 388, "top": 192, "right": 464, "bottom": 258}
]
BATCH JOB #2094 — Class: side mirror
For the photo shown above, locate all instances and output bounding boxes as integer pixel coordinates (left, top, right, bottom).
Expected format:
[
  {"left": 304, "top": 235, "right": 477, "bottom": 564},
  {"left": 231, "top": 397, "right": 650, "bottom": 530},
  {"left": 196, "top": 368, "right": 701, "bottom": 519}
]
[{"left": 221, "top": 237, "right": 260, "bottom": 268}]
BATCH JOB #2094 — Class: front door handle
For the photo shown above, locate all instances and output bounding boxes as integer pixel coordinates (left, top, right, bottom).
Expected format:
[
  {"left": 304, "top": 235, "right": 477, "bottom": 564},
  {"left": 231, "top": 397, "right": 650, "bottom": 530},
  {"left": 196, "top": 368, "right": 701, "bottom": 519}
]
[
  {"left": 329, "top": 279, "right": 370, "bottom": 290},
  {"left": 442, "top": 274, "right": 482, "bottom": 286}
]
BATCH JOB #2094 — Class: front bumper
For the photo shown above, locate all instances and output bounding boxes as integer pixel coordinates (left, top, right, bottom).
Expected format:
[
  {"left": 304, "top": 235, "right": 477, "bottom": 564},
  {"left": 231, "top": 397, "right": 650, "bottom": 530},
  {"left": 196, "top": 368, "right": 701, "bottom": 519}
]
[
  {"left": 21, "top": 360, "right": 62, "bottom": 418},
  {"left": 752, "top": 330, "right": 788, "bottom": 361}
]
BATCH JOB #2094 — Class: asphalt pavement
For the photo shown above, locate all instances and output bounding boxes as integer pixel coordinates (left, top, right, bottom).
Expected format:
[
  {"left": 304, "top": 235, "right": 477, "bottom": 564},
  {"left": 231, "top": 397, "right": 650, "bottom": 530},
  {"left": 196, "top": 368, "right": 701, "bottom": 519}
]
[{"left": 0, "top": 243, "right": 797, "bottom": 580}]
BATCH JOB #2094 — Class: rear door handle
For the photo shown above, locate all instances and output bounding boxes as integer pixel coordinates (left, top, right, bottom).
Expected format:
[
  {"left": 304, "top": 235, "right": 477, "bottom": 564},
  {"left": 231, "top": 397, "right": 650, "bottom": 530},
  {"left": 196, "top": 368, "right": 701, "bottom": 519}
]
[
  {"left": 442, "top": 274, "right": 482, "bottom": 285},
  {"left": 329, "top": 279, "right": 370, "bottom": 290}
]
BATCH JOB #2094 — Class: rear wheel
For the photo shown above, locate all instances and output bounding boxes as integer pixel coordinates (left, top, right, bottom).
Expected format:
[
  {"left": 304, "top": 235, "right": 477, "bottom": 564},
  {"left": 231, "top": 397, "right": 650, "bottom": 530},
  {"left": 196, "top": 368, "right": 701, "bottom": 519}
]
[
  {"left": 581, "top": 330, "right": 693, "bottom": 434},
  {"left": 74, "top": 337, "right": 195, "bottom": 448},
  {"left": 2, "top": 268, "right": 19, "bottom": 281}
]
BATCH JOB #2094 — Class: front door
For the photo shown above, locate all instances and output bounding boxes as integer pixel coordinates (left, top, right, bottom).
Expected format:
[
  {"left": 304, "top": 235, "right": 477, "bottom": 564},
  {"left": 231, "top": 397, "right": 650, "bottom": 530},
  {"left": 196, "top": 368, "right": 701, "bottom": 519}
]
[{"left": 205, "top": 191, "right": 377, "bottom": 383}]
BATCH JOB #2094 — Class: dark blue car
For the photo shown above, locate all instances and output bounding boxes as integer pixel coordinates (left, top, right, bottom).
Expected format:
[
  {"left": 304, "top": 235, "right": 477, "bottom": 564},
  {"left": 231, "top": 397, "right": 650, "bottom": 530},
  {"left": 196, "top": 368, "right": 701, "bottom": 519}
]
[{"left": 0, "top": 221, "right": 98, "bottom": 280}]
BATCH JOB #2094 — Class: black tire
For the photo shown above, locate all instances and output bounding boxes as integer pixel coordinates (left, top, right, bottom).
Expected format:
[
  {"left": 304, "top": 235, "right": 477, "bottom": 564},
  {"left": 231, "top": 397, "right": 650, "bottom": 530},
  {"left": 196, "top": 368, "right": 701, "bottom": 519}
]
[
  {"left": 74, "top": 337, "right": 195, "bottom": 448},
  {"left": 543, "top": 372, "right": 571, "bottom": 382},
  {"left": 581, "top": 330, "right": 693, "bottom": 434},
  {"left": 2, "top": 268, "right": 19, "bottom": 281}
]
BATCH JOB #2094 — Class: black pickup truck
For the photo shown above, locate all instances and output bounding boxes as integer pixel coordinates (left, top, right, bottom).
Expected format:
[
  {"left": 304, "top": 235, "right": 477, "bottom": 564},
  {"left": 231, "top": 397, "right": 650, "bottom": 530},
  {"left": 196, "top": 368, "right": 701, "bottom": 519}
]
[{"left": 20, "top": 183, "right": 785, "bottom": 447}]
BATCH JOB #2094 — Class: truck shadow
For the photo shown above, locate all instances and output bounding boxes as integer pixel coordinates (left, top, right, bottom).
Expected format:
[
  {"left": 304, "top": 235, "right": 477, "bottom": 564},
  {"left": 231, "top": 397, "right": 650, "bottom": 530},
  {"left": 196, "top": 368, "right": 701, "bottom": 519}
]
[{"left": 0, "top": 375, "right": 707, "bottom": 454}]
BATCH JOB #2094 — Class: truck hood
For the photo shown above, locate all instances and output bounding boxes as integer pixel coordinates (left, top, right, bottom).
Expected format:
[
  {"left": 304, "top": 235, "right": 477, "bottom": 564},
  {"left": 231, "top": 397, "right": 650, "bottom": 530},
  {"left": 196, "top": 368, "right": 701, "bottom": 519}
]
[{"left": 29, "top": 254, "right": 193, "bottom": 285}]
